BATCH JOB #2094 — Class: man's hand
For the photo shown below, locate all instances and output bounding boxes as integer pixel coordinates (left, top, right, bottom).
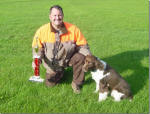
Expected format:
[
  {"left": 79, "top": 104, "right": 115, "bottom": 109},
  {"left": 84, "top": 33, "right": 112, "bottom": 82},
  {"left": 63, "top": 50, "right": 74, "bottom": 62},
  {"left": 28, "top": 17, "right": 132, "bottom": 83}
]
[{"left": 32, "top": 61, "right": 36, "bottom": 69}]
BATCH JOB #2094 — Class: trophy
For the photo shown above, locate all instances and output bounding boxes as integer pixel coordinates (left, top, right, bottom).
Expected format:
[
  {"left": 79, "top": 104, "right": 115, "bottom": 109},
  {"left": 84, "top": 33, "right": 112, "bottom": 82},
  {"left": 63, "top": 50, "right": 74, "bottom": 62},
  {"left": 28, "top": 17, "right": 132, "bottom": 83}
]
[{"left": 29, "top": 37, "right": 44, "bottom": 82}]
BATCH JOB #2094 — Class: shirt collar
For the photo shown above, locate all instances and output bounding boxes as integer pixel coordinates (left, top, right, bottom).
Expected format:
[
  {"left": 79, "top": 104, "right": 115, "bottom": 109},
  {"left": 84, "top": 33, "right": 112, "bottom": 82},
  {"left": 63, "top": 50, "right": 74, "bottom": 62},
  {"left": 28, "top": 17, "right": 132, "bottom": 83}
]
[{"left": 50, "top": 22, "right": 68, "bottom": 35}]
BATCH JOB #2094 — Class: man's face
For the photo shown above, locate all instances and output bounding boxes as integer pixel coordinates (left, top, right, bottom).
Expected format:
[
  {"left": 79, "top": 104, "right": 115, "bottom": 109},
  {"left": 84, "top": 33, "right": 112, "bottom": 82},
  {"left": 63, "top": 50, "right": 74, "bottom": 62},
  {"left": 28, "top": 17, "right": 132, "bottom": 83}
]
[{"left": 49, "top": 8, "right": 63, "bottom": 27}]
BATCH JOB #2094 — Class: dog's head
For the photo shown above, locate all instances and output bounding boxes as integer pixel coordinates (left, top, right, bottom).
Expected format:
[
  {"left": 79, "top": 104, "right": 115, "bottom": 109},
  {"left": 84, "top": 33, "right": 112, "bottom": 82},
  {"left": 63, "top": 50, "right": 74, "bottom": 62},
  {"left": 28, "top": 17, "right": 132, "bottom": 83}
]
[{"left": 83, "top": 55, "right": 104, "bottom": 72}]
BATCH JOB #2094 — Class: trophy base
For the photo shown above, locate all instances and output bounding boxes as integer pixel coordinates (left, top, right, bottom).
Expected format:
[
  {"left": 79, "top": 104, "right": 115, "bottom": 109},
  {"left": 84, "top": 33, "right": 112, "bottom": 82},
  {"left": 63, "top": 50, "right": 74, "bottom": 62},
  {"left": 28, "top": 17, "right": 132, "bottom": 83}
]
[{"left": 29, "top": 76, "right": 44, "bottom": 82}]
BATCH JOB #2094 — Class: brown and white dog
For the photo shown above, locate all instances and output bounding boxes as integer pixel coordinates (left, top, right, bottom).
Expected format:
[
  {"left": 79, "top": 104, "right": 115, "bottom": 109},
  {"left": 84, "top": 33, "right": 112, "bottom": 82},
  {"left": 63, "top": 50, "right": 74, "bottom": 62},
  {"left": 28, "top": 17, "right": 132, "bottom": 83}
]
[{"left": 83, "top": 55, "right": 133, "bottom": 102}]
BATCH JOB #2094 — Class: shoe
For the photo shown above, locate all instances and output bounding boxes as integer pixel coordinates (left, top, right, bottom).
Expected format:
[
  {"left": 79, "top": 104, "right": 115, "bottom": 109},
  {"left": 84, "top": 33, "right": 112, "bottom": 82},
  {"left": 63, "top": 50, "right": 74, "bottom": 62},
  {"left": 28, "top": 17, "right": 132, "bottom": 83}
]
[{"left": 71, "top": 82, "right": 80, "bottom": 94}]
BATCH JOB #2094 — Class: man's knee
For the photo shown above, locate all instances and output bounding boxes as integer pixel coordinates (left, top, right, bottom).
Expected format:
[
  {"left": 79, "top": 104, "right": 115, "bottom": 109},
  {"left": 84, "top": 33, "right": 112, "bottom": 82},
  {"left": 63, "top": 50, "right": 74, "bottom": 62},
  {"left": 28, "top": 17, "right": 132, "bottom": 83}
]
[
  {"left": 74, "top": 53, "right": 85, "bottom": 61},
  {"left": 45, "top": 71, "right": 64, "bottom": 87},
  {"left": 69, "top": 53, "right": 85, "bottom": 66}
]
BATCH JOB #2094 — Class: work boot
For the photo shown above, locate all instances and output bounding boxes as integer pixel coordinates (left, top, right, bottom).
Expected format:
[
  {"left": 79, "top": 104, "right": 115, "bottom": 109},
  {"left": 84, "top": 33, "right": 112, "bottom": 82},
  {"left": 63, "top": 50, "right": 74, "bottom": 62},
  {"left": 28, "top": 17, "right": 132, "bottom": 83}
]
[{"left": 71, "top": 82, "right": 80, "bottom": 94}]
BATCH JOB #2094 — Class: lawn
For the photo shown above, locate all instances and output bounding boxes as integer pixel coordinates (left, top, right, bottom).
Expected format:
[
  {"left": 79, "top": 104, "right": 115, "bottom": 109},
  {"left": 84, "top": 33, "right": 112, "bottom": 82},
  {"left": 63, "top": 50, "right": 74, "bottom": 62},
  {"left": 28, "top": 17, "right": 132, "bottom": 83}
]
[{"left": 0, "top": 0, "right": 149, "bottom": 113}]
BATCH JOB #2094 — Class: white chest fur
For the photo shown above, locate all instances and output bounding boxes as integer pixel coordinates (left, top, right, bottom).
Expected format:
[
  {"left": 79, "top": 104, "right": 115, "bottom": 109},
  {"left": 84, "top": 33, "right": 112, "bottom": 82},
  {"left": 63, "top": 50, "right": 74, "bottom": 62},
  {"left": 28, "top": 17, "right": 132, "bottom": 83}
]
[
  {"left": 91, "top": 69, "right": 110, "bottom": 93},
  {"left": 91, "top": 58, "right": 110, "bottom": 80},
  {"left": 91, "top": 69, "right": 110, "bottom": 81},
  {"left": 90, "top": 59, "right": 110, "bottom": 94},
  {"left": 91, "top": 70, "right": 105, "bottom": 82}
]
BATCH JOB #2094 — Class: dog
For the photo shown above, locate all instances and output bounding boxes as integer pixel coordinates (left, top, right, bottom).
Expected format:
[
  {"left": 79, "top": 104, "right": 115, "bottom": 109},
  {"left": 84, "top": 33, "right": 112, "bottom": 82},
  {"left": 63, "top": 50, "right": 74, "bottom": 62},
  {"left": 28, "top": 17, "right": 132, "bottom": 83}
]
[{"left": 83, "top": 55, "right": 133, "bottom": 102}]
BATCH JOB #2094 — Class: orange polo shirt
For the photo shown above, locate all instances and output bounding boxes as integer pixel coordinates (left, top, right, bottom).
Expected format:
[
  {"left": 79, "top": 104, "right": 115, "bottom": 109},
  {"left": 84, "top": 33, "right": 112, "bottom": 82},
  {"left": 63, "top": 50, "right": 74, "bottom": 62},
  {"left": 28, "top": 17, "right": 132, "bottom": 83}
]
[{"left": 32, "top": 22, "right": 87, "bottom": 48}]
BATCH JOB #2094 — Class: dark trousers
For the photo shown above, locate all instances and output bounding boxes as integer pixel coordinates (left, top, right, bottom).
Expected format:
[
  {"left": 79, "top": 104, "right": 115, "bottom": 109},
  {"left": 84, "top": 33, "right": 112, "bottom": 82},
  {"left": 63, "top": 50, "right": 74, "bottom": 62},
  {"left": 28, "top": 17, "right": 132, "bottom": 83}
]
[{"left": 45, "top": 53, "right": 85, "bottom": 86}]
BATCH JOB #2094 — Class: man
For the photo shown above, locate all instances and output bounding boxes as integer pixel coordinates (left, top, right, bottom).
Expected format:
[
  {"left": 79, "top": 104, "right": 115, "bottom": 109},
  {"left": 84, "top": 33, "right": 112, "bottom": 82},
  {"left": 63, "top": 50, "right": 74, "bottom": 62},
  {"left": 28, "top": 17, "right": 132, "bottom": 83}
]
[{"left": 32, "top": 5, "right": 91, "bottom": 94}]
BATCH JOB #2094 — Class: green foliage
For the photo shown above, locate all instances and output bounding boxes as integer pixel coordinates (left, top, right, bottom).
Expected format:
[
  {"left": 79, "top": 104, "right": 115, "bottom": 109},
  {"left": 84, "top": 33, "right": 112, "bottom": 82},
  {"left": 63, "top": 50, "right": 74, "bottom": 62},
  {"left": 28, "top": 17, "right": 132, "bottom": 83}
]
[{"left": 0, "top": 0, "right": 149, "bottom": 113}]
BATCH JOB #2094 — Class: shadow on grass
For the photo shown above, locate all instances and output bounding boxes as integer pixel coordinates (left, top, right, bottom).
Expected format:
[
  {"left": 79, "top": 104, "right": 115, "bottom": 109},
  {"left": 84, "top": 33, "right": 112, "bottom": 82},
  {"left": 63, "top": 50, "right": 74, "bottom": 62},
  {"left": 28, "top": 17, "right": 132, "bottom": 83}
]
[
  {"left": 103, "top": 49, "right": 149, "bottom": 95},
  {"left": 61, "top": 49, "right": 149, "bottom": 95},
  {"left": 61, "top": 67, "right": 73, "bottom": 84}
]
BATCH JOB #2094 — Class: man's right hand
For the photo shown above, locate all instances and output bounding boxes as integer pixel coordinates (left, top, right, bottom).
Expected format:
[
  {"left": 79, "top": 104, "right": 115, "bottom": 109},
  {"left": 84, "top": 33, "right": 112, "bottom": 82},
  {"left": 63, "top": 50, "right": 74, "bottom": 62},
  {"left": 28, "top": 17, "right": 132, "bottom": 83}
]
[{"left": 32, "top": 61, "right": 36, "bottom": 69}]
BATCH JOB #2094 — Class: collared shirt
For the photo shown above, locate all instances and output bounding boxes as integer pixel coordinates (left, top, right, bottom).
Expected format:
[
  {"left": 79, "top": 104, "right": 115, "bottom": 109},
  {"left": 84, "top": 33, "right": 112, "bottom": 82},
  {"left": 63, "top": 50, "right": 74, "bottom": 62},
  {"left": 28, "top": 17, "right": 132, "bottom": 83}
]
[
  {"left": 32, "top": 22, "right": 91, "bottom": 71},
  {"left": 32, "top": 22, "right": 88, "bottom": 48}
]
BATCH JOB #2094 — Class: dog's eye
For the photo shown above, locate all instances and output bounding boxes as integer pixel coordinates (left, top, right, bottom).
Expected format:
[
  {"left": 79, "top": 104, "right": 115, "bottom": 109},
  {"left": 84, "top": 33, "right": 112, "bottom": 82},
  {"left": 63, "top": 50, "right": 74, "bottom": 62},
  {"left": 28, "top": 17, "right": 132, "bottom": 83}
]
[
  {"left": 85, "top": 60, "right": 93, "bottom": 65},
  {"left": 86, "top": 61, "right": 92, "bottom": 64}
]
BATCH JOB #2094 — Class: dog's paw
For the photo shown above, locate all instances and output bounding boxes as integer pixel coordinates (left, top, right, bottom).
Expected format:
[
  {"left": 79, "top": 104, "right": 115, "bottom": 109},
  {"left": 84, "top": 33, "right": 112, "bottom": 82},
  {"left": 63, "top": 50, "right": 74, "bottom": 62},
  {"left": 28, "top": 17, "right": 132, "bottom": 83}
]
[
  {"left": 93, "top": 90, "right": 98, "bottom": 93},
  {"left": 98, "top": 96, "right": 107, "bottom": 102},
  {"left": 98, "top": 98, "right": 105, "bottom": 102},
  {"left": 114, "top": 99, "right": 121, "bottom": 102},
  {"left": 98, "top": 92, "right": 108, "bottom": 102}
]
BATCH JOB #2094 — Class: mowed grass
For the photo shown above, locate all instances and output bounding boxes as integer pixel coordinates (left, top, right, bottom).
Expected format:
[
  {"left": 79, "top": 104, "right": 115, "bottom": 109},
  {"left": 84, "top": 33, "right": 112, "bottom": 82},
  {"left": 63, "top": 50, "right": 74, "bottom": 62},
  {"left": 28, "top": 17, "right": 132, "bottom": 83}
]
[{"left": 0, "top": 0, "right": 149, "bottom": 113}]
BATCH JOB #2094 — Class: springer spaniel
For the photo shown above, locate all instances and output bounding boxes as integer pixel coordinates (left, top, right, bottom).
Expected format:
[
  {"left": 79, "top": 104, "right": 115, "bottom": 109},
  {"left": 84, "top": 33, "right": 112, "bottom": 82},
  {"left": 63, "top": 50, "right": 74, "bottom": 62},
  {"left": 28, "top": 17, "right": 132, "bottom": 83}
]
[{"left": 83, "top": 55, "right": 133, "bottom": 102}]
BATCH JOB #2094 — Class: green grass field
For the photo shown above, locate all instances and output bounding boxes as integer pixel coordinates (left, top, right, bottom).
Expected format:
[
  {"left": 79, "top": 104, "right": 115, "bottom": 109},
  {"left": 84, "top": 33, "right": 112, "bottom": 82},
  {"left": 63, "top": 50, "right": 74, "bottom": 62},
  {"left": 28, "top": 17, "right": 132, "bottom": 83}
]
[{"left": 0, "top": 0, "right": 149, "bottom": 113}]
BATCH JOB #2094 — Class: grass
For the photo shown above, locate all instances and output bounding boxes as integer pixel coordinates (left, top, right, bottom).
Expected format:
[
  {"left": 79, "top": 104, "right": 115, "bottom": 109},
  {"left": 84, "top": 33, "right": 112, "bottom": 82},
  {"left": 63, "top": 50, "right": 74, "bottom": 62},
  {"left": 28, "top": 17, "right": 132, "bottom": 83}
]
[{"left": 0, "top": 0, "right": 149, "bottom": 113}]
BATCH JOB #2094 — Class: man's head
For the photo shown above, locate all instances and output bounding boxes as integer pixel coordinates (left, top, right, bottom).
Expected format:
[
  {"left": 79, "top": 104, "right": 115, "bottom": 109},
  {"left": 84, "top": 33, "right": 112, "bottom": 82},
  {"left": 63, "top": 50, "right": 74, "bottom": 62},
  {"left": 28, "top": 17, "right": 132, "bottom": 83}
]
[{"left": 49, "top": 5, "right": 64, "bottom": 28}]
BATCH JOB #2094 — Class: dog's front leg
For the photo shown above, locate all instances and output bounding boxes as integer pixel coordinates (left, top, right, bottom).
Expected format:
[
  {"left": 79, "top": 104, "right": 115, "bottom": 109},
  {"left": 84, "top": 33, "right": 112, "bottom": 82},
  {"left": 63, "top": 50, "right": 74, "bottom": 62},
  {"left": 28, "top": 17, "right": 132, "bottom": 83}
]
[
  {"left": 98, "top": 92, "right": 108, "bottom": 102},
  {"left": 94, "top": 81, "right": 99, "bottom": 93},
  {"left": 98, "top": 79, "right": 109, "bottom": 102}
]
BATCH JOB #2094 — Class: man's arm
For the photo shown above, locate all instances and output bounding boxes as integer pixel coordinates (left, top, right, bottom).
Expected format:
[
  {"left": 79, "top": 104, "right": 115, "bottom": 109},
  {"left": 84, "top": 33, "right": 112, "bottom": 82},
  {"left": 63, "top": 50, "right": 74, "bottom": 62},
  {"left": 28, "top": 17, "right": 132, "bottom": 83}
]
[
  {"left": 74, "top": 26, "right": 91, "bottom": 56},
  {"left": 32, "top": 28, "right": 44, "bottom": 60}
]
